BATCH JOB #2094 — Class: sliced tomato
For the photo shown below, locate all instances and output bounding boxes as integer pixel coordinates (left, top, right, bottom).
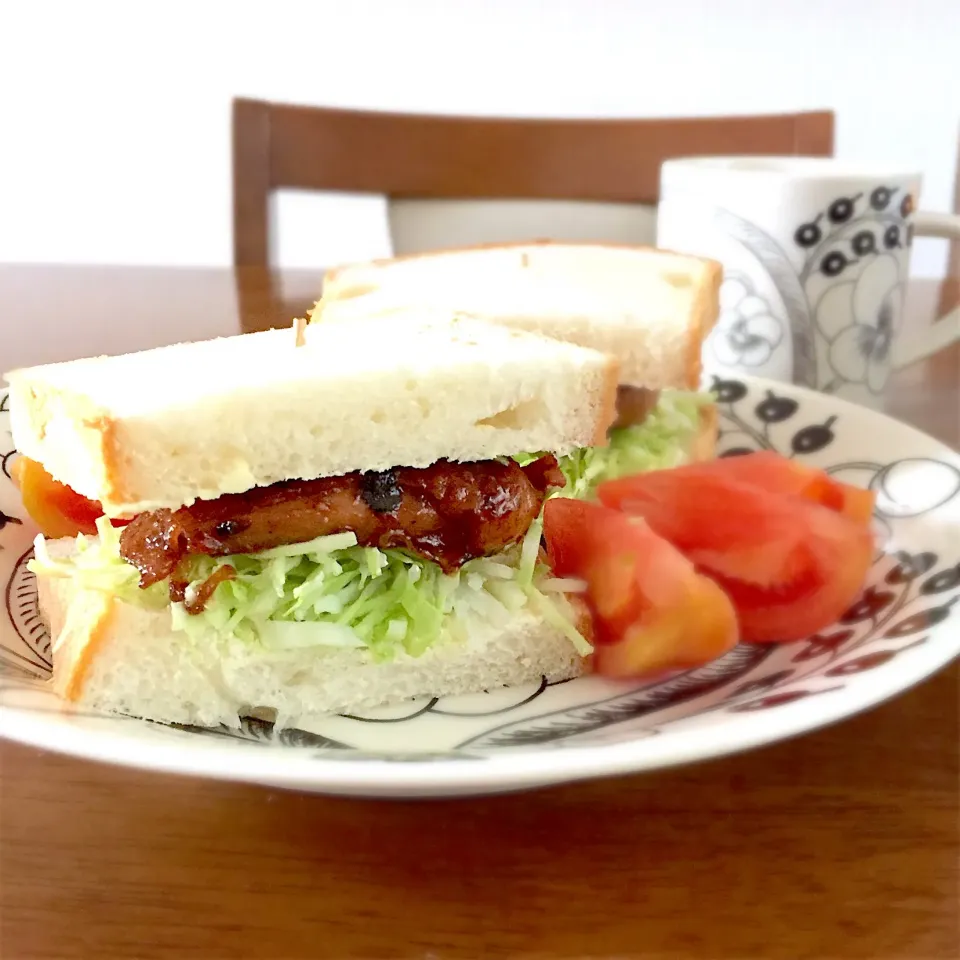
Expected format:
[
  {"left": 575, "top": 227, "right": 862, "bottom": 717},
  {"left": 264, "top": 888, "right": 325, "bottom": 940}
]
[
  {"left": 597, "top": 472, "right": 873, "bottom": 643},
  {"left": 600, "top": 451, "right": 875, "bottom": 525},
  {"left": 707, "top": 452, "right": 875, "bottom": 524},
  {"left": 12, "top": 456, "right": 106, "bottom": 538},
  {"left": 543, "top": 498, "right": 739, "bottom": 677}
]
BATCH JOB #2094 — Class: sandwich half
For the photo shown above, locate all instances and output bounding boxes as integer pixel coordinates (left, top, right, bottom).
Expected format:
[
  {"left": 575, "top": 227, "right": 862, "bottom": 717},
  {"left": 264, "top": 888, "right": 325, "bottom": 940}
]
[
  {"left": 9, "top": 312, "right": 619, "bottom": 726},
  {"left": 315, "top": 241, "right": 722, "bottom": 496}
]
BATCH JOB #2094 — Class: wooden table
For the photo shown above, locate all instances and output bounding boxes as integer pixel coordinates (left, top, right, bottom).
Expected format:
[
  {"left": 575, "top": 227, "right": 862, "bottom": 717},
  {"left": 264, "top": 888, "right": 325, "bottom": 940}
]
[{"left": 1, "top": 267, "right": 957, "bottom": 960}]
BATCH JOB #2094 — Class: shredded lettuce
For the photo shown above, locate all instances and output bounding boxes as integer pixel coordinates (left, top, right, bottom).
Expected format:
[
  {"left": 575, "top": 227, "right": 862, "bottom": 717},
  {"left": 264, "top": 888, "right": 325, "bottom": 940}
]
[
  {"left": 27, "top": 390, "right": 710, "bottom": 662},
  {"left": 517, "top": 389, "right": 712, "bottom": 500},
  {"left": 30, "top": 522, "right": 170, "bottom": 610},
  {"left": 29, "top": 517, "right": 592, "bottom": 660}
]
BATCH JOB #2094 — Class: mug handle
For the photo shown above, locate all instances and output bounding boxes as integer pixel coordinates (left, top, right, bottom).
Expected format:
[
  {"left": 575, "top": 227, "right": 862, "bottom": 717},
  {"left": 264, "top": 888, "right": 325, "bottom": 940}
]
[{"left": 914, "top": 211, "right": 960, "bottom": 239}]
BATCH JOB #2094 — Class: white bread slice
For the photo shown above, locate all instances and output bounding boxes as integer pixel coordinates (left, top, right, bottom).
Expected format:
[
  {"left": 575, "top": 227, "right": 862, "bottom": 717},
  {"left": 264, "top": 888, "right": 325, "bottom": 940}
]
[
  {"left": 693, "top": 404, "right": 719, "bottom": 463},
  {"left": 37, "top": 539, "right": 586, "bottom": 725},
  {"left": 7, "top": 311, "right": 618, "bottom": 517},
  {"left": 315, "top": 241, "right": 723, "bottom": 391}
]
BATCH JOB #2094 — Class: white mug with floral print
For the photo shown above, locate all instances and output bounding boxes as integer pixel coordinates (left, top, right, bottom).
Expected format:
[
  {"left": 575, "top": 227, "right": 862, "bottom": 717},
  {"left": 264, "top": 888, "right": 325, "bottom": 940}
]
[{"left": 657, "top": 157, "right": 960, "bottom": 409}]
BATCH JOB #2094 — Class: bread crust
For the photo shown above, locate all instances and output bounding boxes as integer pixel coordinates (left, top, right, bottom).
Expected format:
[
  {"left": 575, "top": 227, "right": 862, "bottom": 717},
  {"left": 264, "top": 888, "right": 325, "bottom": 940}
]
[
  {"left": 45, "top": 586, "right": 117, "bottom": 702},
  {"left": 683, "top": 258, "right": 723, "bottom": 389},
  {"left": 691, "top": 404, "right": 719, "bottom": 463},
  {"left": 323, "top": 239, "right": 721, "bottom": 293},
  {"left": 84, "top": 415, "right": 124, "bottom": 508},
  {"left": 592, "top": 355, "right": 622, "bottom": 447}
]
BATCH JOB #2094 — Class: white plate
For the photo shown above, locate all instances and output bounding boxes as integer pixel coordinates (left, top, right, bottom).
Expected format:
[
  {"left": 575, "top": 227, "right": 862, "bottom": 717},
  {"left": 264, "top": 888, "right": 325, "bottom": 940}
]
[{"left": 1, "top": 377, "right": 959, "bottom": 797}]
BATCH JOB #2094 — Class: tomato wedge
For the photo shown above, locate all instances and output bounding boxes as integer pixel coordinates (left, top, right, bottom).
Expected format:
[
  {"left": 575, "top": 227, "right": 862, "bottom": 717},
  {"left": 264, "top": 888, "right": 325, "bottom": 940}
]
[
  {"left": 707, "top": 451, "right": 875, "bottom": 523},
  {"left": 597, "top": 471, "right": 873, "bottom": 643},
  {"left": 543, "top": 498, "right": 739, "bottom": 677},
  {"left": 12, "top": 456, "right": 107, "bottom": 538},
  {"left": 600, "top": 451, "right": 875, "bottom": 525}
]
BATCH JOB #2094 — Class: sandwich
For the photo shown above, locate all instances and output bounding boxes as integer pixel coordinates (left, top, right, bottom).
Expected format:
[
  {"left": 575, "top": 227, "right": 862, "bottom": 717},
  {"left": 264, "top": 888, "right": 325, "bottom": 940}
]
[
  {"left": 313, "top": 241, "right": 723, "bottom": 494},
  {"left": 8, "top": 243, "right": 724, "bottom": 729},
  {"left": 8, "top": 313, "right": 620, "bottom": 726}
]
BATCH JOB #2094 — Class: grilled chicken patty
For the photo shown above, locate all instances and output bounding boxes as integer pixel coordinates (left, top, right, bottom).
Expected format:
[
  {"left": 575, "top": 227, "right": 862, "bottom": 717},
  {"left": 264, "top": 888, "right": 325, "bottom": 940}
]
[{"left": 119, "top": 456, "right": 565, "bottom": 587}]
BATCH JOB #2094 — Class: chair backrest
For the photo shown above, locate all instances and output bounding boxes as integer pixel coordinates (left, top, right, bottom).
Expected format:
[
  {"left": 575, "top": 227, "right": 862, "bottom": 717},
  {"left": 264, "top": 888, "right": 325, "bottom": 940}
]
[
  {"left": 232, "top": 99, "right": 834, "bottom": 326},
  {"left": 387, "top": 198, "right": 660, "bottom": 255},
  {"left": 940, "top": 130, "right": 960, "bottom": 317}
]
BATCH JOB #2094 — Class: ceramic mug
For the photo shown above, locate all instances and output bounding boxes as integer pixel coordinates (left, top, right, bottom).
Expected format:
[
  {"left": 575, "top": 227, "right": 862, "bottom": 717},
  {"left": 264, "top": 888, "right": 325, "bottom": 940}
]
[{"left": 656, "top": 157, "right": 960, "bottom": 409}]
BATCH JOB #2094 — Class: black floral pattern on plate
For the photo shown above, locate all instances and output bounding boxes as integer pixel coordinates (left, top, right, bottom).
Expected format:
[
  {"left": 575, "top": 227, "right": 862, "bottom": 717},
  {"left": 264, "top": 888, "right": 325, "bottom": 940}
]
[
  {"left": 457, "top": 644, "right": 772, "bottom": 750},
  {"left": 708, "top": 379, "right": 959, "bottom": 715},
  {"left": 167, "top": 716, "right": 350, "bottom": 750},
  {"left": 2, "top": 547, "right": 50, "bottom": 678}
]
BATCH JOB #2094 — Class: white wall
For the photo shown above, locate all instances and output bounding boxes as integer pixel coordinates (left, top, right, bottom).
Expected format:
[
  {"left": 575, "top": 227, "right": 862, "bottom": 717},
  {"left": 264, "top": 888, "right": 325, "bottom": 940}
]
[{"left": 2, "top": 0, "right": 958, "bottom": 276}]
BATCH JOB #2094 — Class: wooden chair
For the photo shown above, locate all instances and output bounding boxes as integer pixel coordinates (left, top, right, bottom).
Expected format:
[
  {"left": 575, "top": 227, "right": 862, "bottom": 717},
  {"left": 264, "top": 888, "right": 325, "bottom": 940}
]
[
  {"left": 939, "top": 130, "right": 960, "bottom": 317},
  {"left": 232, "top": 99, "right": 834, "bottom": 329}
]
